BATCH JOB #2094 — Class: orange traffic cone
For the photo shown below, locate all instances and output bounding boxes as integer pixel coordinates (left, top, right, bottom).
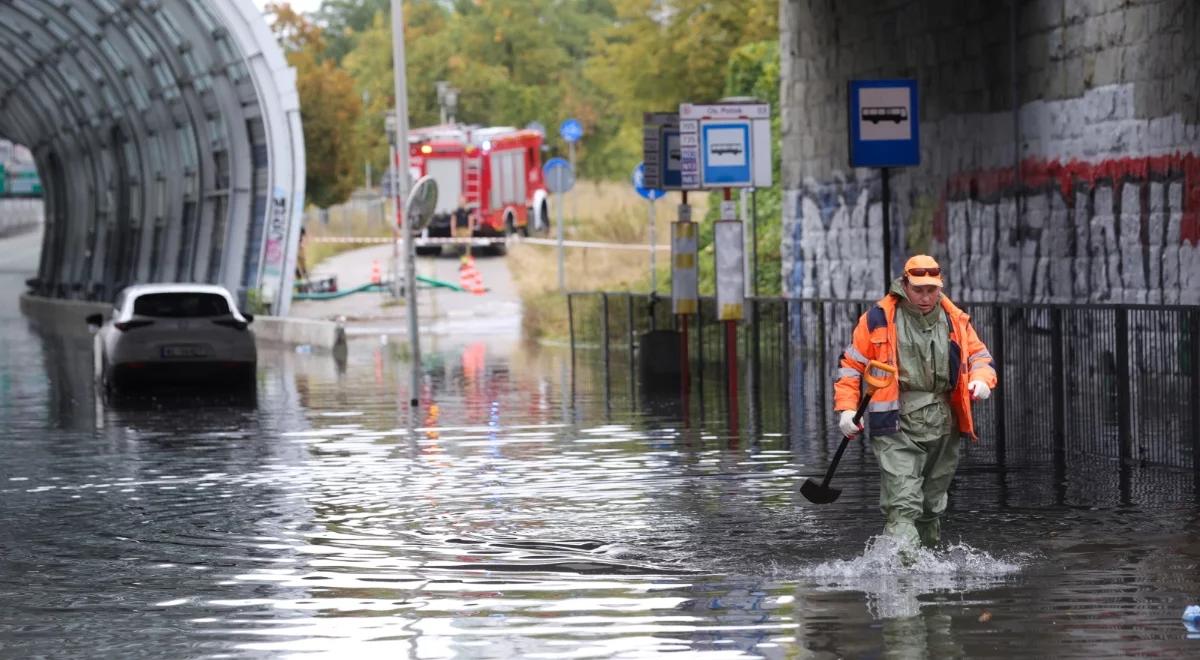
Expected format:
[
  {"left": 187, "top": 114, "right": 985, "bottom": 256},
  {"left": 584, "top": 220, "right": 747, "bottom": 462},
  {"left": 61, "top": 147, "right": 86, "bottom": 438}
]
[
  {"left": 458, "top": 254, "right": 486, "bottom": 295},
  {"left": 370, "top": 260, "right": 381, "bottom": 285}
]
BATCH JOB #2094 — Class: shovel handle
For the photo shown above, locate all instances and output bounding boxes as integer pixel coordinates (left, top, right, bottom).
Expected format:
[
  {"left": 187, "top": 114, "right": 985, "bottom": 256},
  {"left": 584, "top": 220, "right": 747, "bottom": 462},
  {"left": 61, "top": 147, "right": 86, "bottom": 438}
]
[
  {"left": 822, "top": 361, "right": 896, "bottom": 488},
  {"left": 821, "top": 389, "right": 873, "bottom": 488}
]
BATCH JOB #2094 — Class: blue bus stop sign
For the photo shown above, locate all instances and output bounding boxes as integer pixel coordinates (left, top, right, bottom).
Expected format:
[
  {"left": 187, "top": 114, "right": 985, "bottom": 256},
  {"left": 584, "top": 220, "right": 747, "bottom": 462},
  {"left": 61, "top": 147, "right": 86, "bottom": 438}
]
[
  {"left": 632, "top": 162, "right": 665, "bottom": 201},
  {"left": 848, "top": 78, "right": 920, "bottom": 168},
  {"left": 559, "top": 118, "right": 583, "bottom": 144}
]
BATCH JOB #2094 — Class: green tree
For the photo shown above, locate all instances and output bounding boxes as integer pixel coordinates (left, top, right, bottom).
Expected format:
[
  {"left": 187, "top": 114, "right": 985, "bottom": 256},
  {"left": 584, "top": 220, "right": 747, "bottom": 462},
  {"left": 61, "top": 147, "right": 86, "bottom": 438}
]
[
  {"left": 697, "top": 39, "right": 783, "bottom": 296},
  {"left": 314, "top": 0, "right": 391, "bottom": 62},
  {"left": 341, "top": 0, "right": 616, "bottom": 177},
  {"left": 267, "top": 3, "right": 364, "bottom": 207},
  {"left": 342, "top": 3, "right": 454, "bottom": 182},
  {"left": 584, "top": 0, "right": 777, "bottom": 177}
]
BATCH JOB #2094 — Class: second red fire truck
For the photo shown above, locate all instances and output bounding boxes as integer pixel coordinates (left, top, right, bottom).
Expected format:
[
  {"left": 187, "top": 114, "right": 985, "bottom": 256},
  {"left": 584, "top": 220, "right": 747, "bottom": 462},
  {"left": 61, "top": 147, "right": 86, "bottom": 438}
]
[{"left": 407, "top": 124, "right": 550, "bottom": 255}]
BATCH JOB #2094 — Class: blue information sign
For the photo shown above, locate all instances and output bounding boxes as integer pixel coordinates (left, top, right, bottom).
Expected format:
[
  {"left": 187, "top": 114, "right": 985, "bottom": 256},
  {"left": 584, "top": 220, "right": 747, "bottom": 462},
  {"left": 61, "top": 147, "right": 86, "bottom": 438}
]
[
  {"left": 632, "top": 162, "right": 666, "bottom": 201},
  {"left": 542, "top": 157, "right": 574, "bottom": 194},
  {"left": 559, "top": 118, "right": 583, "bottom": 144},
  {"left": 700, "top": 122, "right": 752, "bottom": 186},
  {"left": 848, "top": 79, "right": 920, "bottom": 168}
]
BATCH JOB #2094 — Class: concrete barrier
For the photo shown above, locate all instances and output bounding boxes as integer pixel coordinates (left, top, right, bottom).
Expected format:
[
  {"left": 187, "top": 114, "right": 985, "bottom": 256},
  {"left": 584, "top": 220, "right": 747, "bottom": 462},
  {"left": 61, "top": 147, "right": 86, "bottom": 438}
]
[
  {"left": 252, "top": 315, "right": 346, "bottom": 350},
  {"left": 18, "top": 293, "right": 345, "bottom": 350}
]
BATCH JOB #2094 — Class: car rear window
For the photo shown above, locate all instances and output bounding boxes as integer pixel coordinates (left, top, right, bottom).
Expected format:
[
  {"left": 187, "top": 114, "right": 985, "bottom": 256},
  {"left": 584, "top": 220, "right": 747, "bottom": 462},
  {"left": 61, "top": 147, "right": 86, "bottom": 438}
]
[{"left": 132, "top": 292, "right": 230, "bottom": 318}]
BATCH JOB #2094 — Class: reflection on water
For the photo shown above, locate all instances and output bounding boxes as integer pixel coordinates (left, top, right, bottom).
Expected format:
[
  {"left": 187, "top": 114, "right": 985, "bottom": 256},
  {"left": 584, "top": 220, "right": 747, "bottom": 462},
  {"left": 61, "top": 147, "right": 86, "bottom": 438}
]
[{"left": 2, "top": 273, "right": 1200, "bottom": 657}]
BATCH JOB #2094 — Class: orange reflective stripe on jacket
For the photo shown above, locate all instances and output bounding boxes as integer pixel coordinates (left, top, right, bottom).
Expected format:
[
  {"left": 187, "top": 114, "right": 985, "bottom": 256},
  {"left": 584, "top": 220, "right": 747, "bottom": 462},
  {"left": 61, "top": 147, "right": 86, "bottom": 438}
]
[{"left": 833, "top": 294, "right": 998, "bottom": 439}]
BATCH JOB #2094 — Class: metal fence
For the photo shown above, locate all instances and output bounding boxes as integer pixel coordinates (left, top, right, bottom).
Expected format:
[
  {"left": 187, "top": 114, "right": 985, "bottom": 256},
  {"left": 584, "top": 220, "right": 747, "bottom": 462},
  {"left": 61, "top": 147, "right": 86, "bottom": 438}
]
[{"left": 567, "top": 291, "right": 1200, "bottom": 472}]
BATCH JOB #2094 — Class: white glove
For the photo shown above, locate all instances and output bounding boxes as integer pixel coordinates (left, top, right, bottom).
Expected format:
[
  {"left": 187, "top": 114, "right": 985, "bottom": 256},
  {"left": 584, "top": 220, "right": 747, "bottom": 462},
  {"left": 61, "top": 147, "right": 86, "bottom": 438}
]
[
  {"left": 838, "top": 410, "right": 863, "bottom": 438},
  {"left": 968, "top": 380, "right": 991, "bottom": 400}
]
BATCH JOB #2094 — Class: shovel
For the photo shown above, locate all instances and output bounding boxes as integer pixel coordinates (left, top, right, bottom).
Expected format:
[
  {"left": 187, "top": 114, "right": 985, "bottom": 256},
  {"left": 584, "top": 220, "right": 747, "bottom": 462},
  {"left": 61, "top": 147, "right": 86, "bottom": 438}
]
[{"left": 801, "top": 360, "right": 897, "bottom": 505}]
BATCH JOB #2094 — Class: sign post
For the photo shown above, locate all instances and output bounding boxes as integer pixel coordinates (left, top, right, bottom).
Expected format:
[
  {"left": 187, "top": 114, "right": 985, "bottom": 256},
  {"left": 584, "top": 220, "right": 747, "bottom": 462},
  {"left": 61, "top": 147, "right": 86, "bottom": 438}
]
[
  {"left": 632, "top": 162, "right": 666, "bottom": 295},
  {"left": 542, "top": 157, "right": 575, "bottom": 291},
  {"left": 560, "top": 118, "right": 583, "bottom": 234},
  {"left": 677, "top": 102, "right": 772, "bottom": 429},
  {"left": 402, "top": 176, "right": 438, "bottom": 408},
  {"left": 644, "top": 112, "right": 691, "bottom": 397},
  {"left": 848, "top": 79, "right": 920, "bottom": 290}
]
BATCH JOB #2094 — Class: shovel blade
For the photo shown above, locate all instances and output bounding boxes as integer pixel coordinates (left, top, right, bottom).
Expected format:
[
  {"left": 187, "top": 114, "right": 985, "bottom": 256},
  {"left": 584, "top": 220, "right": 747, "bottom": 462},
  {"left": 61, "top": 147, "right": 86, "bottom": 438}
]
[{"left": 800, "top": 478, "right": 842, "bottom": 504}]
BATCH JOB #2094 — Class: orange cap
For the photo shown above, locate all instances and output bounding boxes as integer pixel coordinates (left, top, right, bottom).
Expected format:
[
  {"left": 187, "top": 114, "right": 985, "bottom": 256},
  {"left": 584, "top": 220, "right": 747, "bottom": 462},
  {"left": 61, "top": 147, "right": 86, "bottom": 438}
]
[{"left": 903, "top": 255, "right": 943, "bottom": 287}]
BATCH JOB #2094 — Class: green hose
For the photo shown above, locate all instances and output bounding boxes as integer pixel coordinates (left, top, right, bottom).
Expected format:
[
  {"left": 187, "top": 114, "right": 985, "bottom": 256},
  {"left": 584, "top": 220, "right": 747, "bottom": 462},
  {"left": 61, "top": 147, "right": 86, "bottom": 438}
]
[{"left": 293, "top": 276, "right": 464, "bottom": 301}]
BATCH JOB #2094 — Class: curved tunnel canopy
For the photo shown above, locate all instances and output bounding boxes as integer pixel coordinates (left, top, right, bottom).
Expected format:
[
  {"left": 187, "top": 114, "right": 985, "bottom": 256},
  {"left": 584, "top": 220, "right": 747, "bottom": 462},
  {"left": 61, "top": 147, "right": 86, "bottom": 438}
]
[{"left": 0, "top": 0, "right": 305, "bottom": 314}]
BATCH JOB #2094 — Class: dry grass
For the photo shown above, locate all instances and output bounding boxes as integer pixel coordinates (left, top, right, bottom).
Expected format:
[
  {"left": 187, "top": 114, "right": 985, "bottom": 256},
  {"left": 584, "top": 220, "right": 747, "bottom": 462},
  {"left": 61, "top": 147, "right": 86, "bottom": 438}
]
[
  {"left": 300, "top": 195, "right": 394, "bottom": 270},
  {"left": 510, "top": 180, "right": 708, "bottom": 341},
  {"left": 299, "top": 183, "right": 707, "bottom": 342}
]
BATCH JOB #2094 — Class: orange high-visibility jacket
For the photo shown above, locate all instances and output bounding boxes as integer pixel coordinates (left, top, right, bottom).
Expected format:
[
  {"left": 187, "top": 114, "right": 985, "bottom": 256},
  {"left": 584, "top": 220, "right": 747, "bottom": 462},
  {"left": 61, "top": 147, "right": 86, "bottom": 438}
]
[{"left": 833, "top": 293, "right": 998, "bottom": 439}]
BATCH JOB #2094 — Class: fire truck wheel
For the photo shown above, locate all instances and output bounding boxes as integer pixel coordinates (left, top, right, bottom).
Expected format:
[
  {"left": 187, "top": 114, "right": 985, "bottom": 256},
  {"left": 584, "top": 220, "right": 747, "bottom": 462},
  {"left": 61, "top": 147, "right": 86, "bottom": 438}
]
[{"left": 415, "top": 246, "right": 442, "bottom": 257}]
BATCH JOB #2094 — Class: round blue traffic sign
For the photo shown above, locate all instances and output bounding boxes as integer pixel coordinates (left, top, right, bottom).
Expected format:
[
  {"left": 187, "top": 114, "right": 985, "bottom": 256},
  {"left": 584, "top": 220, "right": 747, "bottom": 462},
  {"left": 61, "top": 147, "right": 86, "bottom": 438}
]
[
  {"left": 631, "top": 162, "right": 665, "bottom": 201},
  {"left": 542, "top": 157, "right": 575, "bottom": 194},
  {"left": 559, "top": 118, "right": 583, "bottom": 144}
]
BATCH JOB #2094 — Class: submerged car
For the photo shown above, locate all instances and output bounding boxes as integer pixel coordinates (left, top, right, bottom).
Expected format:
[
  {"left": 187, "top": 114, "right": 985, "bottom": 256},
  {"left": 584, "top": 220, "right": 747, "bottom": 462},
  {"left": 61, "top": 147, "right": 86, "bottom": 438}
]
[{"left": 88, "top": 284, "right": 256, "bottom": 392}]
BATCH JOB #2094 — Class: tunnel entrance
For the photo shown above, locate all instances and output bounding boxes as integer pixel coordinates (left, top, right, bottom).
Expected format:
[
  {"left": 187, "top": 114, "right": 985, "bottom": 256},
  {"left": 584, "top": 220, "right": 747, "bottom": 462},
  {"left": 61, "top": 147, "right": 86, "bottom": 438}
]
[{"left": 0, "top": 1, "right": 304, "bottom": 314}]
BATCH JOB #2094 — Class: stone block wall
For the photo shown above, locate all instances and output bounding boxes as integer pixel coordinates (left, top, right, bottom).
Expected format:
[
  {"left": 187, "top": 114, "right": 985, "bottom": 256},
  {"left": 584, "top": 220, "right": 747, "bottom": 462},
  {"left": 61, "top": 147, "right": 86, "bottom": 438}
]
[{"left": 780, "top": 0, "right": 1200, "bottom": 303}]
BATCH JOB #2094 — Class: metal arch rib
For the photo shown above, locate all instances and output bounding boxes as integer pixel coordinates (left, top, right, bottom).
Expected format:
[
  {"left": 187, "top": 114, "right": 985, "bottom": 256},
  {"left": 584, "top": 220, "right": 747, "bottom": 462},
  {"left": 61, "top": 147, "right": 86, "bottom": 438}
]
[{"left": 0, "top": 0, "right": 305, "bottom": 315}]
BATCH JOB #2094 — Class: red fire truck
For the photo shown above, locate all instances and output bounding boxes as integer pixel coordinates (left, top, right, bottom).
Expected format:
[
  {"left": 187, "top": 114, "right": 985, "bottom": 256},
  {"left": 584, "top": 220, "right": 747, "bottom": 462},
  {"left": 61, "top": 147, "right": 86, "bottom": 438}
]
[{"left": 408, "top": 124, "right": 550, "bottom": 255}]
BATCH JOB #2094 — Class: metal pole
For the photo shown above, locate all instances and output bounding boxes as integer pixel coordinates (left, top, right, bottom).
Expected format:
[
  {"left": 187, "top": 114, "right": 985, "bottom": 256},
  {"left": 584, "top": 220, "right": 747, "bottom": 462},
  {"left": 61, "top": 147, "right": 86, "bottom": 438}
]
[
  {"left": 389, "top": 143, "right": 400, "bottom": 291},
  {"left": 993, "top": 305, "right": 1007, "bottom": 464},
  {"left": 1189, "top": 308, "right": 1200, "bottom": 479},
  {"left": 390, "top": 0, "right": 412, "bottom": 215},
  {"left": 568, "top": 293, "right": 576, "bottom": 370},
  {"left": 881, "top": 167, "right": 892, "bottom": 291},
  {"left": 751, "top": 189, "right": 758, "bottom": 297},
  {"left": 556, "top": 191, "right": 565, "bottom": 291},
  {"left": 602, "top": 292, "right": 610, "bottom": 407},
  {"left": 627, "top": 293, "right": 635, "bottom": 405},
  {"left": 1115, "top": 307, "right": 1132, "bottom": 464},
  {"left": 1051, "top": 307, "right": 1066, "bottom": 465},
  {"left": 391, "top": 0, "right": 418, "bottom": 407},
  {"left": 363, "top": 89, "right": 372, "bottom": 189},
  {"left": 649, "top": 199, "right": 657, "bottom": 294},
  {"left": 568, "top": 141, "right": 576, "bottom": 228},
  {"left": 740, "top": 188, "right": 751, "bottom": 297},
  {"left": 723, "top": 186, "right": 739, "bottom": 433}
]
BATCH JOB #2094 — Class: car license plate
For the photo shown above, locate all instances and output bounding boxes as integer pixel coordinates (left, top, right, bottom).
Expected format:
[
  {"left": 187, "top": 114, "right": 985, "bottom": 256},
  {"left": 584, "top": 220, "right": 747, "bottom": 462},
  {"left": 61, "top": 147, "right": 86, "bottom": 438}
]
[{"left": 161, "top": 344, "right": 209, "bottom": 358}]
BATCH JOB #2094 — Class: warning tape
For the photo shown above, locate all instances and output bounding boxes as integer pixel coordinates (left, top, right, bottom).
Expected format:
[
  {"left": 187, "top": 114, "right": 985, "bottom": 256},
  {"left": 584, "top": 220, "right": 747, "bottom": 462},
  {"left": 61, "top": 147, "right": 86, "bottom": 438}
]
[
  {"left": 307, "top": 235, "right": 671, "bottom": 251},
  {"left": 516, "top": 237, "right": 670, "bottom": 252}
]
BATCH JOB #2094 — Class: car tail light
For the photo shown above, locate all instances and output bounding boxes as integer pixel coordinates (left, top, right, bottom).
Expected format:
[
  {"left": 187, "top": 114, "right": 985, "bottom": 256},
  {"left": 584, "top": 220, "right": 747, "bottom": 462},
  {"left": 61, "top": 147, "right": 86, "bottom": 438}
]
[
  {"left": 212, "top": 319, "right": 248, "bottom": 331},
  {"left": 114, "top": 320, "right": 154, "bottom": 331}
]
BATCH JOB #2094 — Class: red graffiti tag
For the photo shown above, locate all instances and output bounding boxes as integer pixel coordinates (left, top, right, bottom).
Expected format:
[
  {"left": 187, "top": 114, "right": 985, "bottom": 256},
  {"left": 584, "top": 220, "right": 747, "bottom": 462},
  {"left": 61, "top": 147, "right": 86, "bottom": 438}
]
[{"left": 935, "top": 154, "right": 1200, "bottom": 245}]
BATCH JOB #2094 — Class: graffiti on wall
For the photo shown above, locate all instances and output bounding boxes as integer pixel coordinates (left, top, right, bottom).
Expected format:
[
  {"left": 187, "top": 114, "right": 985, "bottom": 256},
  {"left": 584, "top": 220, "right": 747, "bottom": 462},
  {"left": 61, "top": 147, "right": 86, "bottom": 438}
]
[{"left": 940, "top": 154, "right": 1200, "bottom": 304}]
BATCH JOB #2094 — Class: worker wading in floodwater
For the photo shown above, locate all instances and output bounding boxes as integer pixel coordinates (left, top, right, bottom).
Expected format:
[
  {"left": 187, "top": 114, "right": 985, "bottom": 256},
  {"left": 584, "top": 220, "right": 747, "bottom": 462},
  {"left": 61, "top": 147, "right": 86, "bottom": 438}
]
[{"left": 833, "top": 255, "right": 998, "bottom": 551}]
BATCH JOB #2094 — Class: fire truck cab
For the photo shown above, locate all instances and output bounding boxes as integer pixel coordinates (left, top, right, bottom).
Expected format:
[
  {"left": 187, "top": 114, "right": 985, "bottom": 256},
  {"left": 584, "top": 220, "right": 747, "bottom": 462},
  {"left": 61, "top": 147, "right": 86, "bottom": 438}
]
[{"left": 409, "top": 124, "right": 549, "bottom": 255}]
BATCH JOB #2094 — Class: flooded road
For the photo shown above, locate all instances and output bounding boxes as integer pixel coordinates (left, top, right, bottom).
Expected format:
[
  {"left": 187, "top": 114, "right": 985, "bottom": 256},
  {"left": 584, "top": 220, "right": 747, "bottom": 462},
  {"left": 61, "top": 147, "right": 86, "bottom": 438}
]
[{"left": 3, "top": 264, "right": 1200, "bottom": 657}]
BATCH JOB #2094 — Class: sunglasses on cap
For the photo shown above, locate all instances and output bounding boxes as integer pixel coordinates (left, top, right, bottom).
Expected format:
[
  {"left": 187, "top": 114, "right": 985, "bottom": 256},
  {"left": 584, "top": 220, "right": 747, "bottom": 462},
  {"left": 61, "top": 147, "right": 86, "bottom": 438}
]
[{"left": 906, "top": 267, "right": 941, "bottom": 277}]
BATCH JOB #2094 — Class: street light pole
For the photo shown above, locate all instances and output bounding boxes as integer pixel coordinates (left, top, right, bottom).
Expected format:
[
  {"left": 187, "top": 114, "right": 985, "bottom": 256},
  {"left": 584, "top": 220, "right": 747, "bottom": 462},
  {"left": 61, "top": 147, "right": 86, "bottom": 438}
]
[
  {"left": 391, "top": 0, "right": 419, "bottom": 407},
  {"left": 363, "top": 89, "right": 372, "bottom": 189}
]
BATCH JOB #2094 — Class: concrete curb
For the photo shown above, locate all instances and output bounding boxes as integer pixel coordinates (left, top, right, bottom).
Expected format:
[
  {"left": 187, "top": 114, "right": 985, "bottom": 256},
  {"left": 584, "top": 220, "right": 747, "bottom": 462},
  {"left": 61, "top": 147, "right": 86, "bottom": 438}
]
[
  {"left": 18, "top": 294, "right": 346, "bottom": 351},
  {"left": 253, "top": 315, "right": 346, "bottom": 350}
]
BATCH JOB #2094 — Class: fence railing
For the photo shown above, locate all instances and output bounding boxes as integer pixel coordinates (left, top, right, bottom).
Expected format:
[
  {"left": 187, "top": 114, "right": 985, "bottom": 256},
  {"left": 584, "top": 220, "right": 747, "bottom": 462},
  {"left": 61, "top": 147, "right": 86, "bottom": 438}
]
[{"left": 567, "top": 291, "right": 1200, "bottom": 472}]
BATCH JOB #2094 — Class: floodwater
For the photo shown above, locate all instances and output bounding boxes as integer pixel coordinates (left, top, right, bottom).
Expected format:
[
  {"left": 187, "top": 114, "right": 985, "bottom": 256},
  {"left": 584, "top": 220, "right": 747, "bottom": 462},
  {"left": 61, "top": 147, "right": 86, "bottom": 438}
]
[{"left": 3, "top": 269, "right": 1200, "bottom": 658}]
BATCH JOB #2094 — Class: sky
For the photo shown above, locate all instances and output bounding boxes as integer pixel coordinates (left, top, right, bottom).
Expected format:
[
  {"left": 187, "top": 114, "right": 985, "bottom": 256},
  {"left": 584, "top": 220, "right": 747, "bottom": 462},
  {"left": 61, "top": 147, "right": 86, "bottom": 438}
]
[{"left": 251, "top": 0, "right": 324, "bottom": 15}]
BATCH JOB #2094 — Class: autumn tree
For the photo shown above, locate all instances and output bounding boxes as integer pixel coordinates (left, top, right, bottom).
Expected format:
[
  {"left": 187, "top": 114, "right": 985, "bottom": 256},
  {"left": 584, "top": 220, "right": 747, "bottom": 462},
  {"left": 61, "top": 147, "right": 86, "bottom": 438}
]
[{"left": 267, "top": 3, "right": 364, "bottom": 208}]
